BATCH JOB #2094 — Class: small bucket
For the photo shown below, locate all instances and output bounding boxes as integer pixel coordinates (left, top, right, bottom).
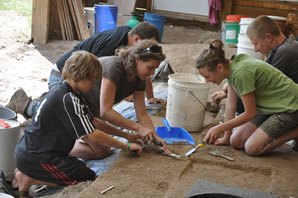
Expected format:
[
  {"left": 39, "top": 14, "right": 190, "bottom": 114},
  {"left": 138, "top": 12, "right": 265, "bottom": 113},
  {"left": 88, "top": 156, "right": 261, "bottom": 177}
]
[
  {"left": 166, "top": 73, "right": 209, "bottom": 132},
  {"left": 0, "top": 106, "right": 17, "bottom": 120},
  {"left": 0, "top": 119, "right": 20, "bottom": 181},
  {"left": 144, "top": 12, "right": 166, "bottom": 42},
  {"left": 94, "top": 5, "right": 118, "bottom": 33},
  {"left": 0, "top": 193, "right": 14, "bottom": 198},
  {"left": 225, "top": 15, "right": 249, "bottom": 44}
]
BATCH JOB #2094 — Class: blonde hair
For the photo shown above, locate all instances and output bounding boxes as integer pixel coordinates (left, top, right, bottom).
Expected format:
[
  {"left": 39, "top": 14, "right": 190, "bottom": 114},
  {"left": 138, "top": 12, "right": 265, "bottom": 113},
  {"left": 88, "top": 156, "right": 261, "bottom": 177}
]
[
  {"left": 196, "top": 40, "right": 229, "bottom": 71},
  {"left": 247, "top": 15, "right": 282, "bottom": 39},
  {"left": 116, "top": 40, "right": 166, "bottom": 82},
  {"left": 62, "top": 51, "right": 102, "bottom": 82}
]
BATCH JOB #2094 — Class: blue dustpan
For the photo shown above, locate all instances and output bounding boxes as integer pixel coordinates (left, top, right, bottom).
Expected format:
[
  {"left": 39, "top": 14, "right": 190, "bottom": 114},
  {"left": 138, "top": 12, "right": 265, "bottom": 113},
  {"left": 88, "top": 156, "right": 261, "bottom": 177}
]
[{"left": 156, "top": 118, "right": 195, "bottom": 145}]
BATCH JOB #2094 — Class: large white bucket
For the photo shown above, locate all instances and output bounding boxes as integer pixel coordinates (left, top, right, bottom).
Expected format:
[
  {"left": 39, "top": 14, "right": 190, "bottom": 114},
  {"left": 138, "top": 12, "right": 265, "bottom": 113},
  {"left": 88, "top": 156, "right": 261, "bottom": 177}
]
[
  {"left": 0, "top": 119, "right": 20, "bottom": 181},
  {"left": 166, "top": 73, "right": 209, "bottom": 132},
  {"left": 237, "top": 33, "right": 264, "bottom": 60}
]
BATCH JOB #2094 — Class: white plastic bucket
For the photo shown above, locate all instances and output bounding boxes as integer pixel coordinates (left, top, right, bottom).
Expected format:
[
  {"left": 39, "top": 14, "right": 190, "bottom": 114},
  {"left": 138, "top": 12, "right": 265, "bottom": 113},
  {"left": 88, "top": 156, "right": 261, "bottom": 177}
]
[
  {"left": 237, "top": 33, "right": 264, "bottom": 60},
  {"left": 84, "top": 7, "right": 95, "bottom": 35},
  {"left": 0, "top": 193, "right": 14, "bottom": 198},
  {"left": 0, "top": 119, "right": 20, "bottom": 181},
  {"left": 239, "top": 17, "right": 255, "bottom": 34},
  {"left": 166, "top": 73, "right": 209, "bottom": 132}
]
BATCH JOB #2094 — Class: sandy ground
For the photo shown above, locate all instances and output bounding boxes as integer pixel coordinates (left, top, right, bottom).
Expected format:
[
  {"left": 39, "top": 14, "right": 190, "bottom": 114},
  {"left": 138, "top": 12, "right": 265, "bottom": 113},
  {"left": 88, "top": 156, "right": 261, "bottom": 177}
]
[{"left": 1, "top": 10, "right": 298, "bottom": 198}]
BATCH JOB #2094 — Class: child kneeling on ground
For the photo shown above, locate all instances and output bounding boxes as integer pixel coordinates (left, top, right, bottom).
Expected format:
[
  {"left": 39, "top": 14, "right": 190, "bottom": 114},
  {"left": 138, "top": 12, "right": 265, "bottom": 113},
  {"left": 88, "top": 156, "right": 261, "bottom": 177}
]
[{"left": 13, "top": 51, "right": 142, "bottom": 197}]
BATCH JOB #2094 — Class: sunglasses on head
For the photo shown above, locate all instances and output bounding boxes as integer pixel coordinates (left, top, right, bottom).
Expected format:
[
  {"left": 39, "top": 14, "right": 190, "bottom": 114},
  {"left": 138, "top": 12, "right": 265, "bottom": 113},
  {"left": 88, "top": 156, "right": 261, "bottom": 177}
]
[{"left": 138, "top": 45, "right": 162, "bottom": 54}]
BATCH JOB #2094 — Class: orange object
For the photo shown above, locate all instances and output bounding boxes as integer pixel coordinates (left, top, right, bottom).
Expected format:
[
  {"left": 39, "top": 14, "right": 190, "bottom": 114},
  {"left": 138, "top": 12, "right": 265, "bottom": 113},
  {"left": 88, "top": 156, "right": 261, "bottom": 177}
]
[
  {"left": 226, "top": 15, "right": 250, "bottom": 23},
  {"left": 0, "top": 119, "right": 11, "bottom": 128}
]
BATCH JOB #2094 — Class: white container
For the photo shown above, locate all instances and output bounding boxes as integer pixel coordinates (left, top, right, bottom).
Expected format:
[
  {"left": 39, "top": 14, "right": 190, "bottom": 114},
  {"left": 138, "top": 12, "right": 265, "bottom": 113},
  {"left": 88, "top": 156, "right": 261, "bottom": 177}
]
[
  {"left": 0, "top": 193, "right": 14, "bottom": 198},
  {"left": 166, "top": 73, "right": 209, "bottom": 132},
  {"left": 237, "top": 33, "right": 264, "bottom": 60},
  {"left": 239, "top": 17, "right": 255, "bottom": 34},
  {"left": 84, "top": 7, "right": 95, "bottom": 35},
  {"left": 0, "top": 119, "right": 20, "bottom": 181}
]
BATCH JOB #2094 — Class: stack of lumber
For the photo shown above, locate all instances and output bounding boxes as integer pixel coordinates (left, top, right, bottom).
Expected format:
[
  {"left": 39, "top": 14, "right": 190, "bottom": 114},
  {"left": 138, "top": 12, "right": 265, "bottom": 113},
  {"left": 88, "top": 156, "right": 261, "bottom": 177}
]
[{"left": 56, "top": 0, "right": 90, "bottom": 41}]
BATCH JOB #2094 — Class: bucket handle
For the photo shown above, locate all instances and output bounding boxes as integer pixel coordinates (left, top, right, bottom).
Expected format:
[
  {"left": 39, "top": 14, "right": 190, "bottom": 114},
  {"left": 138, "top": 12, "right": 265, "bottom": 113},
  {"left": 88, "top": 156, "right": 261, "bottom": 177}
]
[{"left": 187, "top": 90, "right": 208, "bottom": 110}]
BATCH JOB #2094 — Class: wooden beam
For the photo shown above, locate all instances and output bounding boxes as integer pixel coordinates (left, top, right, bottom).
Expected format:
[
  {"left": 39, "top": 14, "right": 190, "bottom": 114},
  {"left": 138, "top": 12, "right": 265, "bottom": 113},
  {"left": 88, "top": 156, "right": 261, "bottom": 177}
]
[
  {"left": 233, "top": 0, "right": 298, "bottom": 11},
  {"left": 146, "top": 0, "right": 152, "bottom": 12},
  {"left": 32, "top": 0, "right": 50, "bottom": 44}
]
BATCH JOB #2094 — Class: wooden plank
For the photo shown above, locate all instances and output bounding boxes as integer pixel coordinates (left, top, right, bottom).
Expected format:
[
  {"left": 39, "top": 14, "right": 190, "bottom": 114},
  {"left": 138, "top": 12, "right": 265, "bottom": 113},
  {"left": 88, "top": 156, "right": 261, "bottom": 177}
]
[
  {"left": 68, "top": 0, "right": 82, "bottom": 40},
  {"left": 72, "top": 0, "right": 90, "bottom": 40},
  {"left": 220, "top": 0, "right": 232, "bottom": 22},
  {"left": 233, "top": 0, "right": 298, "bottom": 11},
  {"left": 62, "top": 0, "right": 74, "bottom": 40},
  {"left": 146, "top": 0, "right": 152, "bottom": 12},
  {"left": 56, "top": 0, "right": 66, "bottom": 40},
  {"left": 31, "top": 0, "right": 50, "bottom": 44},
  {"left": 232, "top": 5, "right": 291, "bottom": 18}
]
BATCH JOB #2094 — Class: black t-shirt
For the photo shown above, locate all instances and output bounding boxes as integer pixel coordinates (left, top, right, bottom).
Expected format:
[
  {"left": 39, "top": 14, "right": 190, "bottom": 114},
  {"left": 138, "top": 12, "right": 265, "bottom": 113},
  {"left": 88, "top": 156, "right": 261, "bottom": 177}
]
[
  {"left": 266, "top": 37, "right": 298, "bottom": 84},
  {"left": 15, "top": 82, "right": 95, "bottom": 162},
  {"left": 82, "top": 56, "right": 146, "bottom": 116},
  {"left": 56, "top": 26, "right": 131, "bottom": 72}
]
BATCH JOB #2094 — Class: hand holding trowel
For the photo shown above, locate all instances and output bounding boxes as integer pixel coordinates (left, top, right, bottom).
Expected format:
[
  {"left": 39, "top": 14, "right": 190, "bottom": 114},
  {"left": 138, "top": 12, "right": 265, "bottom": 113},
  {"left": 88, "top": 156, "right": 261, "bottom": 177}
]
[{"left": 185, "top": 139, "right": 206, "bottom": 157}]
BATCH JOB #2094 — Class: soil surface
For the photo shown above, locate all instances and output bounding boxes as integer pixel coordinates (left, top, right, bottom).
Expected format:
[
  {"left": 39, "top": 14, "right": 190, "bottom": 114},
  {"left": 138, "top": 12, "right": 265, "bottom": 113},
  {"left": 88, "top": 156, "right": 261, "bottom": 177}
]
[{"left": 1, "top": 10, "right": 298, "bottom": 198}]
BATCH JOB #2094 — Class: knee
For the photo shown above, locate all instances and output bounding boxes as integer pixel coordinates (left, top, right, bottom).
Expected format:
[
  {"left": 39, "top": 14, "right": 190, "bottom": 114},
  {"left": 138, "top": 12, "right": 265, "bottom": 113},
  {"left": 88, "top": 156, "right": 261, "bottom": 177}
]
[
  {"left": 230, "top": 134, "right": 245, "bottom": 149},
  {"left": 244, "top": 143, "right": 262, "bottom": 156}
]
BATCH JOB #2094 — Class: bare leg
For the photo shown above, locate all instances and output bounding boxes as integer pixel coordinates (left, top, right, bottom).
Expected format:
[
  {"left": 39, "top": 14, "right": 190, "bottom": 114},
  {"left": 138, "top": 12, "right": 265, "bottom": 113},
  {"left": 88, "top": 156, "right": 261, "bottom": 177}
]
[
  {"left": 15, "top": 169, "right": 59, "bottom": 197},
  {"left": 70, "top": 139, "right": 110, "bottom": 160},
  {"left": 230, "top": 122, "right": 257, "bottom": 149},
  {"left": 245, "top": 125, "right": 298, "bottom": 156}
]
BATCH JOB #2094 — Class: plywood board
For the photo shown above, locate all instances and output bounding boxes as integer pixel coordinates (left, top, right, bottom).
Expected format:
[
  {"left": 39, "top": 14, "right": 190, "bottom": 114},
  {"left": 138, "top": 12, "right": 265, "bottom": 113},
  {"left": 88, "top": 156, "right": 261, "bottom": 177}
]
[
  {"left": 32, "top": 0, "right": 50, "bottom": 44},
  {"left": 72, "top": 0, "right": 90, "bottom": 40}
]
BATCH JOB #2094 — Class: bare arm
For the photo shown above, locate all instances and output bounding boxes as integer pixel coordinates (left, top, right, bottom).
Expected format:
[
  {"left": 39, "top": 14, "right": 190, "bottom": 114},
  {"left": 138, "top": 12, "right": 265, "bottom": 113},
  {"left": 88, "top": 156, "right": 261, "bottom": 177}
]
[
  {"left": 83, "top": 129, "right": 142, "bottom": 153},
  {"left": 100, "top": 77, "right": 140, "bottom": 131},
  {"left": 133, "top": 90, "right": 169, "bottom": 152},
  {"left": 146, "top": 78, "right": 166, "bottom": 104},
  {"left": 93, "top": 118, "right": 141, "bottom": 143},
  {"left": 205, "top": 91, "right": 257, "bottom": 144}
]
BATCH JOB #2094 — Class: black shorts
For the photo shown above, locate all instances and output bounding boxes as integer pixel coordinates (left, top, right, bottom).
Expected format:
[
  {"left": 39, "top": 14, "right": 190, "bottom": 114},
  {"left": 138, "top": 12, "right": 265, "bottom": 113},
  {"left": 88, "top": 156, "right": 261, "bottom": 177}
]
[{"left": 15, "top": 156, "right": 95, "bottom": 186}]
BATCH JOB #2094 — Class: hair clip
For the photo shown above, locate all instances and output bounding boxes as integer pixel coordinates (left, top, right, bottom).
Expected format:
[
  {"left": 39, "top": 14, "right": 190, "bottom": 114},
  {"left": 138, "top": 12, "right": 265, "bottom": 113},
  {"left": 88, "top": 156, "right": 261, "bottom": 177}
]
[{"left": 209, "top": 44, "right": 215, "bottom": 50}]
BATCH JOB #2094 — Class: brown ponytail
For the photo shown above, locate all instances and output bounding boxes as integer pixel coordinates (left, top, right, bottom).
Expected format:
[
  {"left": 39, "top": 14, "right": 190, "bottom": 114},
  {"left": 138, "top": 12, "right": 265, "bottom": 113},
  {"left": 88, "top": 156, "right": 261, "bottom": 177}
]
[{"left": 196, "top": 39, "right": 229, "bottom": 71}]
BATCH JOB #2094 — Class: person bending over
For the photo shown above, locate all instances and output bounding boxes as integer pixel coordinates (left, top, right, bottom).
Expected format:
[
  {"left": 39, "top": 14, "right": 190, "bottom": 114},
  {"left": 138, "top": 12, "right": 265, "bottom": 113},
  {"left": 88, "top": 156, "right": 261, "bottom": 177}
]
[{"left": 13, "top": 51, "right": 142, "bottom": 197}]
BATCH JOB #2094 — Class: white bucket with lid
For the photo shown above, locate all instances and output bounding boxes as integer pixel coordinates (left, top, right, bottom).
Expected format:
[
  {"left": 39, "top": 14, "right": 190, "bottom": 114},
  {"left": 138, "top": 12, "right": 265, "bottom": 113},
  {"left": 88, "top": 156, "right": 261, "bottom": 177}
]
[
  {"left": 166, "top": 73, "right": 209, "bottom": 132},
  {"left": 0, "top": 119, "right": 20, "bottom": 181},
  {"left": 237, "top": 33, "right": 264, "bottom": 60}
]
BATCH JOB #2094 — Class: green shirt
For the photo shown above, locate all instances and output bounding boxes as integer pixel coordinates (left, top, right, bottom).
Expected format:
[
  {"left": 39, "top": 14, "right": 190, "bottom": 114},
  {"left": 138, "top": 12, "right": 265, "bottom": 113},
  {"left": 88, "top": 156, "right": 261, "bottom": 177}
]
[{"left": 228, "top": 54, "right": 298, "bottom": 114}]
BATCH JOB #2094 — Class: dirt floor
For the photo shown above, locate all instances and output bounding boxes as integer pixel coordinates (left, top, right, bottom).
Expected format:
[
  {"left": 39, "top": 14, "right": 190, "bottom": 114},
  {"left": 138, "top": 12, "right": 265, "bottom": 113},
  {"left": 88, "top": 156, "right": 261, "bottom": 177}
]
[{"left": 1, "top": 10, "right": 298, "bottom": 198}]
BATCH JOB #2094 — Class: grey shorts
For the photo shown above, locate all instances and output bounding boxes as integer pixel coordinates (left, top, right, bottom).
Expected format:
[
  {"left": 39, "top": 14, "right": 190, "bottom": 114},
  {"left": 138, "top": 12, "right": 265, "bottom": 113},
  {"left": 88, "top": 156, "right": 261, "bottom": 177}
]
[{"left": 251, "top": 110, "right": 298, "bottom": 139}]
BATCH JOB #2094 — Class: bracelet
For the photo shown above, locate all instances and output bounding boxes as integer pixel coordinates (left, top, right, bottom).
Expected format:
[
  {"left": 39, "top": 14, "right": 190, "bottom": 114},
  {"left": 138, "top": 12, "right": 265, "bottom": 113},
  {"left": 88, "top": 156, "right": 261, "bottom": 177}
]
[{"left": 122, "top": 143, "right": 130, "bottom": 152}]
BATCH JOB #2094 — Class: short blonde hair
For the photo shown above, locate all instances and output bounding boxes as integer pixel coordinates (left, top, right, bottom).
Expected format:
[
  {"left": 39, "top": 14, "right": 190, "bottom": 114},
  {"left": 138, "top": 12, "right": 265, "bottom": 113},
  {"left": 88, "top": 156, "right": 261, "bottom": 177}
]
[
  {"left": 247, "top": 15, "right": 282, "bottom": 39},
  {"left": 62, "top": 51, "right": 102, "bottom": 82}
]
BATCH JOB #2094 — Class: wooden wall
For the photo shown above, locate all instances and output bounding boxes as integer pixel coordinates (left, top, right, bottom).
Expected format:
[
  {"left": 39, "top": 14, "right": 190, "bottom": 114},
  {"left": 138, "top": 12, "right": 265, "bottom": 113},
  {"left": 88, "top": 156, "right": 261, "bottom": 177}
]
[{"left": 220, "top": 0, "right": 298, "bottom": 22}]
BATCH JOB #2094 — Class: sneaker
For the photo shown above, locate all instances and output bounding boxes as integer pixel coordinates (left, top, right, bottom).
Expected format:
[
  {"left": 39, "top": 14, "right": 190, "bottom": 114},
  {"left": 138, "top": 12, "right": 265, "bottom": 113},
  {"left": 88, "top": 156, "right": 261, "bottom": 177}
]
[
  {"left": 291, "top": 139, "right": 298, "bottom": 152},
  {"left": 6, "top": 88, "right": 31, "bottom": 116}
]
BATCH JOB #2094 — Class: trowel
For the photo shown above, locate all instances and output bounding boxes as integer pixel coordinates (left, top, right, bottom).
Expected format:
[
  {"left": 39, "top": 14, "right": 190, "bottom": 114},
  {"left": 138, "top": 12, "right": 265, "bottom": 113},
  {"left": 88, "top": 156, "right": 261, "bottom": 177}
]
[{"left": 185, "top": 139, "right": 206, "bottom": 157}]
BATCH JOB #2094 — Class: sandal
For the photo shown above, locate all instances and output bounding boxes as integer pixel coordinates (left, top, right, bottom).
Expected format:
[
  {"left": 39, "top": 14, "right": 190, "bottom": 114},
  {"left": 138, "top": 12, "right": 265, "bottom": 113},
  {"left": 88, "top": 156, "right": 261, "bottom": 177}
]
[{"left": 291, "top": 139, "right": 298, "bottom": 152}]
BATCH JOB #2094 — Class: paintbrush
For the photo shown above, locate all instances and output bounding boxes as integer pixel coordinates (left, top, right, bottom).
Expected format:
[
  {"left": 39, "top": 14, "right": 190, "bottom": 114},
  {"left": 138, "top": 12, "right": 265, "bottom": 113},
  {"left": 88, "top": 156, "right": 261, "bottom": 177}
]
[{"left": 185, "top": 139, "right": 206, "bottom": 157}]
